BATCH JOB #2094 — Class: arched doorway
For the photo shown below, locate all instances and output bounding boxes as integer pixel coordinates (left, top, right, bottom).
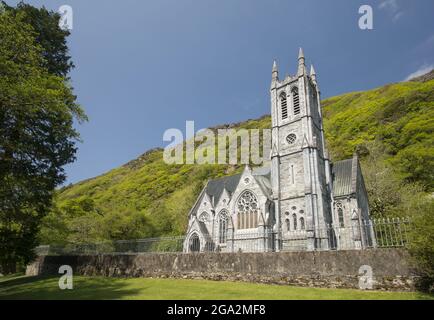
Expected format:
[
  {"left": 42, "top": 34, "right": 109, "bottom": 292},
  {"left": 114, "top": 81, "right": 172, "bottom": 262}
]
[{"left": 189, "top": 233, "right": 200, "bottom": 252}]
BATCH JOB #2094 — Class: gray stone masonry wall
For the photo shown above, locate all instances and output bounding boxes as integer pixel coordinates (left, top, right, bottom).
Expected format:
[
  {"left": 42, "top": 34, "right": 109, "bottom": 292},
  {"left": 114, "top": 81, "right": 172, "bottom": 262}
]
[{"left": 26, "top": 249, "right": 417, "bottom": 291}]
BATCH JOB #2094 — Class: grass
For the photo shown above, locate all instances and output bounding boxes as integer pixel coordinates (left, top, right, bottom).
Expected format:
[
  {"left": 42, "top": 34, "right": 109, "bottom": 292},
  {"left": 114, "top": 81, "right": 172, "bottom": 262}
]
[{"left": 0, "top": 275, "right": 433, "bottom": 300}]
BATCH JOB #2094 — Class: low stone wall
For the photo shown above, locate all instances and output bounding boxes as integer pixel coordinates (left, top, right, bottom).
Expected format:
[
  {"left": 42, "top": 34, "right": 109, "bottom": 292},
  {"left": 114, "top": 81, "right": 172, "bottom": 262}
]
[{"left": 26, "top": 249, "right": 417, "bottom": 291}]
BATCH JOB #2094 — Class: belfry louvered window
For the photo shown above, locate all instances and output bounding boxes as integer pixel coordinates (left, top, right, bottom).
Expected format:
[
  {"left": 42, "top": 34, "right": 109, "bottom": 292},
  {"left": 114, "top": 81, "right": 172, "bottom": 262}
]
[
  {"left": 280, "top": 93, "right": 288, "bottom": 120},
  {"left": 292, "top": 87, "right": 300, "bottom": 115}
]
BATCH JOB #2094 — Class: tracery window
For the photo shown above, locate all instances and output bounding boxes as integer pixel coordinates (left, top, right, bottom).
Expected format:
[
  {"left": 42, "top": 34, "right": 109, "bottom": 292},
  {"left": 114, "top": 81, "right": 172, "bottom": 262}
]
[
  {"left": 198, "top": 212, "right": 210, "bottom": 223},
  {"left": 237, "top": 191, "right": 259, "bottom": 229},
  {"left": 286, "top": 134, "right": 297, "bottom": 145},
  {"left": 219, "top": 210, "right": 228, "bottom": 244}
]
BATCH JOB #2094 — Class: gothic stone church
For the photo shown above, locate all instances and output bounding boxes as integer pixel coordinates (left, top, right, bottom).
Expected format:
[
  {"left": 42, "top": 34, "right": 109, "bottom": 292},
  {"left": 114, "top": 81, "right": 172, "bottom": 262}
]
[{"left": 183, "top": 49, "right": 374, "bottom": 253}]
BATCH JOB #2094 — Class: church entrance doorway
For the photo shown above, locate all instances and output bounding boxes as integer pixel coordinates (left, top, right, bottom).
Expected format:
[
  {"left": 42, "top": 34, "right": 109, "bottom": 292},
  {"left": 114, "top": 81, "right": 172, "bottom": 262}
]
[{"left": 189, "top": 234, "right": 200, "bottom": 252}]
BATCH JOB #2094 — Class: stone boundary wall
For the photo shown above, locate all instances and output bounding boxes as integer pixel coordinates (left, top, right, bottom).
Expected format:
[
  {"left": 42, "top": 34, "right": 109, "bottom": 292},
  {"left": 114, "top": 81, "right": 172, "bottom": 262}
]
[{"left": 26, "top": 249, "right": 417, "bottom": 291}]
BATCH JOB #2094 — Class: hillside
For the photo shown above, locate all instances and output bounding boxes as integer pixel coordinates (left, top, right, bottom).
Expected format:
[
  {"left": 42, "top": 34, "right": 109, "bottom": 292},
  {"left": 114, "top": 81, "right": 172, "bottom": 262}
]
[{"left": 39, "top": 77, "right": 434, "bottom": 244}]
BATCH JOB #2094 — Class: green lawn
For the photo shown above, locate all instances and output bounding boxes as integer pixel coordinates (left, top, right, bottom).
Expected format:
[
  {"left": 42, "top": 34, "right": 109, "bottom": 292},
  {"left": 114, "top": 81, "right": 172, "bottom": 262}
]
[{"left": 0, "top": 274, "right": 432, "bottom": 300}]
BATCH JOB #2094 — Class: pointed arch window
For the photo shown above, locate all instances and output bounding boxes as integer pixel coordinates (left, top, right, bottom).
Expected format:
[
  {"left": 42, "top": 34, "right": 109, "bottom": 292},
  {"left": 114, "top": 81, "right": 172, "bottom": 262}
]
[
  {"left": 292, "top": 87, "right": 300, "bottom": 115},
  {"left": 336, "top": 202, "right": 345, "bottom": 227},
  {"left": 219, "top": 210, "right": 229, "bottom": 244},
  {"left": 280, "top": 92, "right": 288, "bottom": 120},
  {"left": 300, "top": 217, "right": 305, "bottom": 230},
  {"left": 237, "top": 191, "right": 259, "bottom": 229},
  {"left": 292, "top": 213, "right": 298, "bottom": 231},
  {"left": 285, "top": 219, "right": 290, "bottom": 232}
]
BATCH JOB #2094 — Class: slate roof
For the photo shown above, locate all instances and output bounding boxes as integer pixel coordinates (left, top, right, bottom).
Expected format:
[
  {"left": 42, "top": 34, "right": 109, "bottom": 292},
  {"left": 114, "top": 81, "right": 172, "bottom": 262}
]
[
  {"left": 331, "top": 158, "right": 354, "bottom": 197},
  {"left": 204, "top": 167, "right": 273, "bottom": 205},
  {"left": 205, "top": 174, "right": 242, "bottom": 205},
  {"left": 252, "top": 166, "right": 271, "bottom": 178},
  {"left": 252, "top": 166, "right": 272, "bottom": 198},
  {"left": 201, "top": 158, "right": 357, "bottom": 205}
]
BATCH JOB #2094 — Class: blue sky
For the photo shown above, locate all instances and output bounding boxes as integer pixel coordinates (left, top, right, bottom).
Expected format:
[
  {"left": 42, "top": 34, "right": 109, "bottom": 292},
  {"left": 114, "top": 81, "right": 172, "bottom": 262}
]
[{"left": 7, "top": 0, "right": 434, "bottom": 185}]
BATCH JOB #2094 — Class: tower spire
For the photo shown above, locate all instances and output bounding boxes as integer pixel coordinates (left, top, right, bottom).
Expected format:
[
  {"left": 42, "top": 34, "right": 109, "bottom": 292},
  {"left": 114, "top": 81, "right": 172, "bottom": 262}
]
[
  {"left": 310, "top": 64, "right": 317, "bottom": 83},
  {"left": 310, "top": 64, "right": 316, "bottom": 76},
  {"left": 298, "top": 47, "right": 305, "bottom": 60},
  {"left": 297, "top": 48, "right": 306, "bottom": 76},
  {"left": 272, "top": 60, "right": 279, "bottom": 82}
]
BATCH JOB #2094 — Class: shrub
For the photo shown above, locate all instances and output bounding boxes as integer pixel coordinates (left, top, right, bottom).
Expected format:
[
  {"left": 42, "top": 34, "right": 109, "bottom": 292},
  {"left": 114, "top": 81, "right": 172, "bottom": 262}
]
[{"left": 407, "top": 199, "right": 434, "bottom": 292}]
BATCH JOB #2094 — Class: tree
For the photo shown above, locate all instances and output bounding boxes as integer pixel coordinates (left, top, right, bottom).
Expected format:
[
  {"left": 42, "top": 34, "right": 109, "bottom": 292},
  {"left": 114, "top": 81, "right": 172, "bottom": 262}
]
[
  {"left": 2, "top": 1, "right": 74, "bottom": 77},
  {"left": 360, "top": 140, "right": 426, "bottom": 218},
  {"left": 408, "top": 200, "right": 434, "bottom": 292},
  {"left": 100, "top": 210, "right": 156, "bottom": 241},
  {"left": 360, "top": 141, "right": 405, "bottom": 217},
  {"left": 0, "top": 11, "right": 86, "bottom": 273}
]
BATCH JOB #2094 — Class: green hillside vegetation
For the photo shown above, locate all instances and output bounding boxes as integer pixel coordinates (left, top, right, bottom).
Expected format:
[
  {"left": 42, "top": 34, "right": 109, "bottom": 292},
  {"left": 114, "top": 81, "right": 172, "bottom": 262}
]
[
  {"left": 322, "top": 78, "right": 434, "bottom": 188},
  {"left": 39, "top": 77, "right": 434, "bottom": 246}
]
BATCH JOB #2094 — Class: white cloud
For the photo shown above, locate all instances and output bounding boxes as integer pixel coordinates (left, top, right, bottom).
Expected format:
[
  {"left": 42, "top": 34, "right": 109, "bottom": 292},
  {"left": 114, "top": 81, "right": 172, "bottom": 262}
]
[
  {"left": 403, "top": 64, "right": 434, "bottom": 81},
  {"left": 379, "top": 0, "right": 403, "bottom": 21},
  {"left": 379, "top": 0, "right": 398, "bottom": 11},
  {"left": 392, "top": 11, "right": 403, "bottom": 21}
]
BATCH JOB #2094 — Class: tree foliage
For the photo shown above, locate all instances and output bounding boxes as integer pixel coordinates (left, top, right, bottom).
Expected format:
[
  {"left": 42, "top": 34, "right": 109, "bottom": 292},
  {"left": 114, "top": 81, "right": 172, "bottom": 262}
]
[
  {"left": 0, "top": 11, "right": 85, "bottom": 273},
  {"left": 322, "top": 80, "right": 434, "bottom": 189},
  {"left": 359, "top": 140, "right": 427, "bottom": 218},
  {"left": 2, "top": 1, "right": 74, "bottom": 77},
  {"left": 408, "top": 200, "right": 434, "bottom": 292}
]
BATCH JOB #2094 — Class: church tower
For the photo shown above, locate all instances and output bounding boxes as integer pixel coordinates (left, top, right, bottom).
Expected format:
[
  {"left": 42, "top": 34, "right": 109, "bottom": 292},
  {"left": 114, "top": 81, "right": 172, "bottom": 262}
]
[{"left": 270, "top": 49, "right": 333, "bottom": 251}]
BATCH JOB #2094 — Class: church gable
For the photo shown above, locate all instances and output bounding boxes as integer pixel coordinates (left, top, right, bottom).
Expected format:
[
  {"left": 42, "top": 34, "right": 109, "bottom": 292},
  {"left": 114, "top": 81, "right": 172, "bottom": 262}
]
[
  {"left": 232, "top": 167, "right": 268, "bottom": 200},
  {"left": 185, "top": 191, "right": 213, "bottom": 243},
  {"left": 229, "top": 166, "right": 271, "bottom": 228},
  {"left": 194, "top": 191, "right": 213, "bottom": 218},
  {"left": 214, "top": 187, "right": 231, "bottom": 211}
]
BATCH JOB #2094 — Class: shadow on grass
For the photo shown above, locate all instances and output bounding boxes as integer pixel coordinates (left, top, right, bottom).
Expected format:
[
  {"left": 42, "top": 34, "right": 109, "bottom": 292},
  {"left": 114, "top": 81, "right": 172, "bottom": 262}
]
[
  {"left": 0, "top": 275, "right": 143, "bottom": 300},
  {"left": 0, "top": 275, "right": 46, "bottom": 287}
]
